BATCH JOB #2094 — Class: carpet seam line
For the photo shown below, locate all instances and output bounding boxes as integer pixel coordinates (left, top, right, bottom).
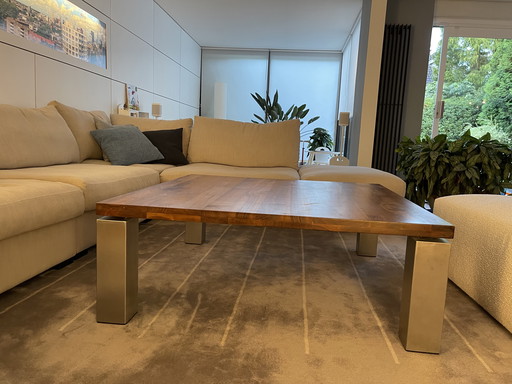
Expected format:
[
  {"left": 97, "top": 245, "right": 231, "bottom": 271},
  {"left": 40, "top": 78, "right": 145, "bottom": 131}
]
[
  {"left": 219, "top": 227, "right": 266, "bottom": 347},
  {"left": 301, "top": 229, "right": 311, "bottom": 355},
  {"left": 338, "top": 232, "right": 400, "bottom": 365},
  {"left": 444, "top": 312, "right": 494, "bottom": 373},
  {"left": 138, "top": 225, "right": 232, "bottom": 338},
  {"left": 184, "top": 293, "right": 202, "bottom": 335}
]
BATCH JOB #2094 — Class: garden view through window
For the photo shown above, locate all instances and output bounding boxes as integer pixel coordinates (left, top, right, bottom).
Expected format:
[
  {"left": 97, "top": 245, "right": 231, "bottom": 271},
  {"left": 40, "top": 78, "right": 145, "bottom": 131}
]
[{"left": 422, "top": 27, "right": 512, "bottom": 146}]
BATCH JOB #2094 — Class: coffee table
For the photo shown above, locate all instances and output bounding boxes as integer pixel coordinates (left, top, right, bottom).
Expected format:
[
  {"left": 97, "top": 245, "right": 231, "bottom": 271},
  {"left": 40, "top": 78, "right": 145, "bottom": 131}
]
[{"left": 95, "top": 175, "right": 454, "bottom": 353}]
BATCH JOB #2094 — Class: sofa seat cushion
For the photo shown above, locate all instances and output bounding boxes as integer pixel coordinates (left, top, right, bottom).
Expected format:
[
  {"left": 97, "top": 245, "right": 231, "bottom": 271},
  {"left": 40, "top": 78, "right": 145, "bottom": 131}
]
[
  {"left": 81, "top": 159, "right": 175, "bottom": 173},
  {"left": 299, "top": 165, "right": 406, "bottom": 196},
  {"left": 0, "top": 164, "right": 160, "bottom": 211},
  {"left": 110, "top": 114, "right": 193, "bottom": 157},
  {"left": 160, "top": 163, "right": 300, "bottom": 182},
  {"left": 0, "top": 179, "right": 84, "bottom": 241},
  {"left": 0, "top": 104, "right": 79, "bottom": 168},
  {"left": 434, "top": 194, "right": 512, "bottom": 332},
  {"left": 187, "top": 116, "right": 300, "bottom": 169}
]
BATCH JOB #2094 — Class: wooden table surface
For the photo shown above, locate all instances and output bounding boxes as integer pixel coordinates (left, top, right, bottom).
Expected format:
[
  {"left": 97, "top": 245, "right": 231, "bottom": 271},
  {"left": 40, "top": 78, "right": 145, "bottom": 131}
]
[{"left": 96, "top": 175, "right": 454, "bottom": 239}]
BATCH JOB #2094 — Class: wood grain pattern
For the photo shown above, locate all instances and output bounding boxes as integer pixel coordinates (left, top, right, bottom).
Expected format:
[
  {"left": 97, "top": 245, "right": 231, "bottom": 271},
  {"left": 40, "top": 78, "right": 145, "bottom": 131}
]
[{"left": 96, "top": 175, "right": 454, "bottom": 239}]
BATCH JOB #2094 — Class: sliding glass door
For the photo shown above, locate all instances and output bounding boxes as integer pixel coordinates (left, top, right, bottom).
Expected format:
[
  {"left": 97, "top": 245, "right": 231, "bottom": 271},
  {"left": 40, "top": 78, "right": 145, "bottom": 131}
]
[{"left": 422, "top": 27, "right": 512, "bottom": 145}]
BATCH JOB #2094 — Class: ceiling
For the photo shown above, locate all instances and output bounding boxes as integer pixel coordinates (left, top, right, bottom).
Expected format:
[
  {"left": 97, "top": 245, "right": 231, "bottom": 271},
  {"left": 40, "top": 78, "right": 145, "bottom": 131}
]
[{"left": 156, "top": 0, "right": 362, "bottom": 51}]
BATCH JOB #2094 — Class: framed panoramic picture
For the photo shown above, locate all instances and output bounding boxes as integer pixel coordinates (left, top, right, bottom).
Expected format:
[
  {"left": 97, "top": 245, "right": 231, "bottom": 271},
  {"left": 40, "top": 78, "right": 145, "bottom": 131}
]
[{"left": 0, "top": 0, "right": 107, "bottom": 69}]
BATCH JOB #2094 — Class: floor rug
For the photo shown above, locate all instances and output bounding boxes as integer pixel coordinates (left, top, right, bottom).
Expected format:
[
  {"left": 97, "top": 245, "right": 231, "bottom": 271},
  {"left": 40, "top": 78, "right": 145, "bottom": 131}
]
[{"left": 1, "top": 221, "right": 511, "bottom": 383}]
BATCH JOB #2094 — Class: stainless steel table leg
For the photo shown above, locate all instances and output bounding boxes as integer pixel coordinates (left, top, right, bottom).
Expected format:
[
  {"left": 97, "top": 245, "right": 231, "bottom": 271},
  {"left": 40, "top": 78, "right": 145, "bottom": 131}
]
[
  {"left": 96, "top": 217, "right": 138, "bottom": 324},
  {"left": 356, "top": 233, "right": 378, "bottom": 256},
  {"left": 185, "top": 222, "right": 206, "bottom": 244},
  {"left": 399, "top": 237, "right": 451, "bottom": 353}
]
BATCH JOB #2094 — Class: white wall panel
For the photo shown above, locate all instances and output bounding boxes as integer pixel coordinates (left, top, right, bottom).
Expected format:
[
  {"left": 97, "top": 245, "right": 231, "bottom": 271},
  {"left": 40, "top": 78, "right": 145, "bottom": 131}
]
[
  {"left": 180, "top": 68, "right": 200, "bottom": 108},
  {"left": 154, "top": 5, "right": 181, "bottom": 61},
  {"left": 83, "top": 0, "right": 111, "bottom": 17},
  {"left": 111, "top": 81, "right": 126, "bottom": 114},
  {"left": 110, "top": 23, "right": 154, "bottom": 92},
  {"left": 111, "top": 0, "right": 153, "bottom": 44},
  {"left": 154, "top": 51, "right": 180, "bottom": 100},
  {"left": 35, "top": 56, "right": 111, "bottom": 111},
  {"left": 137, "top": 89, "right": 153, "bottom": 114},
  {"left": 180, "top": 32, "right": 201, "bottom": 76},
  {"left": 154, "top": 95, "right": 180, "bottom": 120},
  {"left": 0, "top": 43, "right": 36, "bottom": 108},
  {"left": 180, "top": 104, "right": 199, "bottom": 120}
]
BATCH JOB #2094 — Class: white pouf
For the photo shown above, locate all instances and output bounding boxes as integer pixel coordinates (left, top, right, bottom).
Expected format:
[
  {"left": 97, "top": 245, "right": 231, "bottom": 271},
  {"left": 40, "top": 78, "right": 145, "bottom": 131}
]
[{"left": 434, "top": 194, "right": 512, "bottom": 333}]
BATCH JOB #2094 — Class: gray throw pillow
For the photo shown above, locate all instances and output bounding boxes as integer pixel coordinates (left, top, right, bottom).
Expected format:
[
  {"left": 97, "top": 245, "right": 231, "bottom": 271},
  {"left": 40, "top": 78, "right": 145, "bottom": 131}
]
[{"left": 90, "top": 124, "right": 164, "bottom": 165}]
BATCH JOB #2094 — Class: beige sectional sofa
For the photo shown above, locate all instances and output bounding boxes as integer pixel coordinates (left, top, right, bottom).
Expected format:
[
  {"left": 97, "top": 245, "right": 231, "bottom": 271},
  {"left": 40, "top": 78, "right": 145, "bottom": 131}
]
[{"left": 0, "top": 102, "right": 405, "bottom": 294}]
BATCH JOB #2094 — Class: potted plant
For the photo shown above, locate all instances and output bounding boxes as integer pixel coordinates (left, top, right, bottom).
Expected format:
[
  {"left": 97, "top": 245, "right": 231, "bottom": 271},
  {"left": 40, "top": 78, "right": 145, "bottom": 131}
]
[
  {"left": 308, "top": 127, "right": 334, "bottom": 151},
  {"left": 396, "top": 130, "right": 512, "bottom": 208},
  {"left": 251, "top": 90, "right": 320, "bottom": 139},
  {"left": 251, "top": 90, "right": 334, "bottom": 163}
]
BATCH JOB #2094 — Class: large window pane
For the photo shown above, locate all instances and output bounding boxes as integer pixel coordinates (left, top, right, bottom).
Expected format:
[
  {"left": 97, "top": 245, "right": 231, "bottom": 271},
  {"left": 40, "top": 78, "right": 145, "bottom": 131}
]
[
  {"left": 269, "top": 51, "right": 341, "bottom": 141},
  {"left": 201, "top": 50, "right": 268, "bottom": 122}
]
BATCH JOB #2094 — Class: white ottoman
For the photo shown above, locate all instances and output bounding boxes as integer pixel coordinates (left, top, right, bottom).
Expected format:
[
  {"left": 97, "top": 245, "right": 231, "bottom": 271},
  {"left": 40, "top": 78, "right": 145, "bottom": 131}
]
[{"left": 434, "top": 194, "right": 512, "bottom": 332}]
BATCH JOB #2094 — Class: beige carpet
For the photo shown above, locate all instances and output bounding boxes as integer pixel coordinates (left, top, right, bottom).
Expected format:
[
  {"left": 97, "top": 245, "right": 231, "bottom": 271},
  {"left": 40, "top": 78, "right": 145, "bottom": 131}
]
[{"left": 0, "top": 220, "right": 511, "bottom": 384}]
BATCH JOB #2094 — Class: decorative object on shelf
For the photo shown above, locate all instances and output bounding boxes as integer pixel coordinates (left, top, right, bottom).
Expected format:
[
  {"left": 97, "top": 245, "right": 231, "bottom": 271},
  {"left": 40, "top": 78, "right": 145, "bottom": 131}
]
[
  {"left": 329, "top": 154, "right": 350, "bottom": 166},
  {"left": 396, "top": 129, "right": 512, "bottom": 208},
  {"left": 306, "top": 149, "right": 341, "bottom": 165},
  {"left": 117, "top": 104, "right": 147, "bottom": 118},
  {"left": 309, "top": 147, "right": 331, "bottom": 164},
  {"left": 151, "top": 103, "right": 162, "bottom": 119},
  {"left": 126, "top": 84, "right": 140, "bottom": 111}
]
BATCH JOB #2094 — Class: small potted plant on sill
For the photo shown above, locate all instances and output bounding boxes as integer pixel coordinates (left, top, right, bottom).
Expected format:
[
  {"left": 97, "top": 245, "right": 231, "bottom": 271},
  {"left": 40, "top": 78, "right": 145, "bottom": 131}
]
[{"left": 307, "top": 128, "right": 335, "bottom": 164}]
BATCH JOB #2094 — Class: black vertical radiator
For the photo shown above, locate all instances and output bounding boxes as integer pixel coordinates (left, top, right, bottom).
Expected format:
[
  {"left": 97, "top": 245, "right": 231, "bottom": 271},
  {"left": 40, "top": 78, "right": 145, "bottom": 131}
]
[{"left": 372, "top": 24, "right": 411, "bottom": 174}]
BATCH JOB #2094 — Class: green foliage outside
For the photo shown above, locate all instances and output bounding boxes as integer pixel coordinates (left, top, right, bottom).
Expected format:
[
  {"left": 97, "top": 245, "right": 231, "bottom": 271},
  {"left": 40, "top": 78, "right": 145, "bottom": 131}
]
[{"left": 422, "top": 37, "right": 512, "bottom": 145}]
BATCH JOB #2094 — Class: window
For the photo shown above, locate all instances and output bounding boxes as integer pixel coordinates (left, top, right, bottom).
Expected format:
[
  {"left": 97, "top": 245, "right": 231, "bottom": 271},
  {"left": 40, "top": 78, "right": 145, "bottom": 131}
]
[
  {"left": 422, "top": 27, "right": 512, "bottom": 145},
  {"left": 201, "top": 49, "right": 342, "bottom": 141}
]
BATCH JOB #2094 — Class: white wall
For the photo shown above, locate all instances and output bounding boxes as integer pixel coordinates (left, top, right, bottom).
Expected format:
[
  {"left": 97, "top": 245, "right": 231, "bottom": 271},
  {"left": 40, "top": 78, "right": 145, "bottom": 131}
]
[
  {"left": 339, "top": 16, "right": 361, "bottom": 122},
  {"left": 435, "top": 0, "right": 512, "bottom": 28},
  {"left": 0, "top": 0, "right": 200, "bottom": 119},
  {"left": 349, "top": 0, "right": 387, "bottom": 167}
]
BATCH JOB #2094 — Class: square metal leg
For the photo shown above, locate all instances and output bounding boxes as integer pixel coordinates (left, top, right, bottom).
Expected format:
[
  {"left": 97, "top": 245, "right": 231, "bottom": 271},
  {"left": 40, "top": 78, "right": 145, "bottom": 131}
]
[
  {"left": 399, "top": 237, "right": 451, "bottom": 353},
  {"left": 356, "top": 233, "right": 378, "bottom": 257},
  {"left": 96, "top": 217, "right": 139, "bottom": 324},
  {"left": 185, "top": 222, "right": 206, "bottom": 244}
]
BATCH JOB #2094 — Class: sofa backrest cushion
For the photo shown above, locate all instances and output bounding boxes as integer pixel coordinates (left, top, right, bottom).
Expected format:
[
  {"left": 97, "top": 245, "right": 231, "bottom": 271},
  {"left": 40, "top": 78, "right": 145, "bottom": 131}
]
[
  {"left": 0, "top": 104, "right": 79, "bottom": 169},
  {"left": 110, "top": 114, "right": 193, "bottom": 157},
  {"left": 188, "top": 116, "right": 300, "bottom": 169},
  {"left": 49, "top": 100, "right": 109, "bottom": 161}
]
